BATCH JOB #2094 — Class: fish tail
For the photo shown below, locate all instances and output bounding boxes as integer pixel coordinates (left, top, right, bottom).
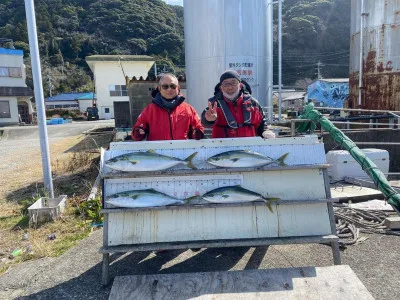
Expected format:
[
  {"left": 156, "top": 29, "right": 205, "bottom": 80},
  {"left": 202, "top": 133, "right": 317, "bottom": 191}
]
[
  {"left": 184, "top": 152, "right": 198, "bottom": 170},
  {"left": 276, "top": 152, "right": 289, "bottom": 166},
  {"left": 262, "top": 197, "right": 279, "bottom": 213}
]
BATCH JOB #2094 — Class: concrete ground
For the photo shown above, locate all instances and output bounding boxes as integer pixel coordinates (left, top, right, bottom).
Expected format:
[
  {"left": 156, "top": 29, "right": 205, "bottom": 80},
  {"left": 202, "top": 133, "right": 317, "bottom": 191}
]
[{"left": 0, "top": 229, "right": 399, "bottom": 299}]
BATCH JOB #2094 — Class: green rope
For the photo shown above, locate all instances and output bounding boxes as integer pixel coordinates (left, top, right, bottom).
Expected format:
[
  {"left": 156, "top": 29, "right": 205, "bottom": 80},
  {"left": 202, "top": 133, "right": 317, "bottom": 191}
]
[{"left": 298, "top": 103, "right": 400, "bottom": 214}]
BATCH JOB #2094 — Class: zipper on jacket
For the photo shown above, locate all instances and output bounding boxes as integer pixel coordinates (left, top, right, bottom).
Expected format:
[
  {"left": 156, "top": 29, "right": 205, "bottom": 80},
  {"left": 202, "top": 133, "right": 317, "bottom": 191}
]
[{"left": 168, "top": 111, "right": 174, "bottom": 139}]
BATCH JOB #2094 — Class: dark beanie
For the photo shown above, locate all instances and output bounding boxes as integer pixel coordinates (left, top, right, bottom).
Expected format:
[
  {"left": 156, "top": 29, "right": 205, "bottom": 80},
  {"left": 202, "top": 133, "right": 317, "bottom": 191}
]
[{"left": 219, "top": 70, "right": 240, "bottom": 83}]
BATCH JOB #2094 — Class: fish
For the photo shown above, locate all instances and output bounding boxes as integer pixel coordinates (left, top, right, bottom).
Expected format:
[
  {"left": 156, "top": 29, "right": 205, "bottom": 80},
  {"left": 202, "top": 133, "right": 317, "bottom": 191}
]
[
  {"left": 105, "top": 189, "right": 184, "bottom": 208},
  {"left": 105, "top": 150, "right": 198, "bottom": 172},
  {"left": 202, "top": 185, "right": 279, "bottom": 212},
  {"left": 206, "top": 150, "right": 289, "bottom": 168}
]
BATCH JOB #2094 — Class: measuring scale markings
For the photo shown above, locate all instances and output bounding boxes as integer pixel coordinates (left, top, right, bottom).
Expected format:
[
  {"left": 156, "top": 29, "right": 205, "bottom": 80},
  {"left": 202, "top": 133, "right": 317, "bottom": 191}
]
[{"left": 105, "top": 175, "right": 243, "bottom": 200}]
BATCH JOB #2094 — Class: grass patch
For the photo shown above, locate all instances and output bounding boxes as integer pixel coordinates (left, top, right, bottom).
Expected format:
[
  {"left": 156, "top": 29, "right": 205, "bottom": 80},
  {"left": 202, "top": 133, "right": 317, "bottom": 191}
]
[
  {"left": 53, "top": 230, "right": 91, "bottom": 256},
  {"left": 0, "top": 215, "right": 23, "bottom": 230},
  {"left": 0, "top": 158, "right": 107, "bottom": 275},
  {"left": 0, "top": 130, "right": 113, "bottom": 275}
]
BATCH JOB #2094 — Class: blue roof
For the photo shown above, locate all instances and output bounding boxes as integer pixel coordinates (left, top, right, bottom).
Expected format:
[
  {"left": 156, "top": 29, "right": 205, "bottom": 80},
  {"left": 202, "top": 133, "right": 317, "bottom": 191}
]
[
  {"left": 76, "top": 92, "right": 96, "bottom": 100},
  {"left": 0, "top": 48, "right": 23, "bottom": 56},
  {"left": 45, "top": 92, "right": 94, "bottom": 102}
]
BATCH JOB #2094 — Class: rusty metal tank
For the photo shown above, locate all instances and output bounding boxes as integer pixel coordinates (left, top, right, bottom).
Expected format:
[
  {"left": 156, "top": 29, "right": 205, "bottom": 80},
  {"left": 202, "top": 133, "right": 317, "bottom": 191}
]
[{"left": 349, "top": 0, "right": 400, "bottom": 111}]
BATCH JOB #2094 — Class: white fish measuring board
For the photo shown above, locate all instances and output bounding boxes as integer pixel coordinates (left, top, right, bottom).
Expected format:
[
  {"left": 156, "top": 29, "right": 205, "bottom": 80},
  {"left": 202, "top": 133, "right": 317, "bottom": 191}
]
[
  {"left": 104, "top": 174, "right": 243, "bottom": 200},
  {"left": 101, "top": 136, "right": 327, "bottom": 175}
]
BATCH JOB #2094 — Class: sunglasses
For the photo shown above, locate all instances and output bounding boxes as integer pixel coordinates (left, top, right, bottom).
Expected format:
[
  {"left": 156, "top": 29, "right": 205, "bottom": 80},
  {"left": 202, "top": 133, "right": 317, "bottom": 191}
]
[
  {"left": 221, "top": 80, "right": 239, "bottom": 87},
  {"left": 161, "top": 84, "right": 178, "bottom": 90}
]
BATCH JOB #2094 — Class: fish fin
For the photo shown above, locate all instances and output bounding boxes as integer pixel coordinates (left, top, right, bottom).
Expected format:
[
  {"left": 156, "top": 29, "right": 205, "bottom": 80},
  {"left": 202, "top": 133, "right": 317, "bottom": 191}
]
[
  {"left": 184, "top": 152, "right": 198, "bottom": 170},
  {"left": 265, "top": 202, "right": 274, "bottom": 213},
  {"left": 277, "top": 152, "right": 289, "bottom": 166},
  {"left": 262, "top": 198, "right": 279, "bottom": 213},
  {"left": 147, "top": 149, "right": 156, "bottom": 153},
  {"left": 222, "top": 195, "right": 229, "bottom": 198},
  {"left": 231, "top": 158, "right": 240, "bottom": 162},
  {"left": 130, "top": 195, "right": 139, "bottom": 200}
]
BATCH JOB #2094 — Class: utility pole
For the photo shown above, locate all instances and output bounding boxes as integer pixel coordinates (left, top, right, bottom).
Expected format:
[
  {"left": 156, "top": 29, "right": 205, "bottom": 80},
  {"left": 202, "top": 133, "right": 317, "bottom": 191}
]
[
  {"left": 316, "top": 61, "right": 324, "bottom": 79},
  {"left": 359, "top": 0, "right": 367, "bottom": 107},
  {"left": 278, "top": 0, "right": 282, "bottom": 121},
  {"left": 266, "top": 0, "right": 274, "bottom": 122},
  {"left": 24, "top": 0, "right": 54, "bottom": 198},
  {"left": 48, "top": 75, "right": 53, "bottom": 97}
]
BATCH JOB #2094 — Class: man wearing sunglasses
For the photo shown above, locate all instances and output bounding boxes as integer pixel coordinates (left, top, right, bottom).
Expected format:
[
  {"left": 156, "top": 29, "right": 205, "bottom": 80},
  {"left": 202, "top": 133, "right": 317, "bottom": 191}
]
[
  {"left": 201, "top": 70, "right": 275, "bottom": 139},
  {"left": 132, "top": 73, "right": 204, "bottom": 141}
]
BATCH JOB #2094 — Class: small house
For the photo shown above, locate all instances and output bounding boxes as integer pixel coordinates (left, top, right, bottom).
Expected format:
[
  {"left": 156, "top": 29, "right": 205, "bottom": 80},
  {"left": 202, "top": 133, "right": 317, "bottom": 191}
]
[
  {"left": 45, "top": 92, "right": 96, "bottom": 113},
  {"left": 0, "top": 44, "right": 34, "bottom": 125}
]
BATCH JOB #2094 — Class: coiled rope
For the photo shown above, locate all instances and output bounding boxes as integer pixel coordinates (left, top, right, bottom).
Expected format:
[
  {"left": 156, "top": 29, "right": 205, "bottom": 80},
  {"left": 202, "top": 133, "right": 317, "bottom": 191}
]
[{"left": 333, "top": 204, "right": 400, "bottom": 247}]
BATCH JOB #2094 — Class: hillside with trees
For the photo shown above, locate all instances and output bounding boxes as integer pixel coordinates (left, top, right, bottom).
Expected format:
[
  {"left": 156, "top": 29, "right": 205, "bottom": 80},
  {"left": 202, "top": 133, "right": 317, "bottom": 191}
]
[
  {"left": 0, "top": 0, "right": 350, "bottom": 95},
  {"left": 276, "top": 0, "right": 351, "bottom": 87}
]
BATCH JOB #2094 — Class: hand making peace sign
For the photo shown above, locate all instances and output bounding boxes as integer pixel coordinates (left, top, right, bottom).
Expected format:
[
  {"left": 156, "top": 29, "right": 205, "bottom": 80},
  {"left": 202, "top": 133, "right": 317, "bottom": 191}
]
[{"left": 205, "top": 101, "right": 218, "bottom": 122}]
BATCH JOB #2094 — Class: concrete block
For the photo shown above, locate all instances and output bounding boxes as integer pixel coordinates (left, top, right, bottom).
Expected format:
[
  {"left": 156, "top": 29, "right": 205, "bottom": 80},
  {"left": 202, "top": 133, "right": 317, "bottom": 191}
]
[{"left": 384, "top": 217, "right": 400, "bottom": 230}]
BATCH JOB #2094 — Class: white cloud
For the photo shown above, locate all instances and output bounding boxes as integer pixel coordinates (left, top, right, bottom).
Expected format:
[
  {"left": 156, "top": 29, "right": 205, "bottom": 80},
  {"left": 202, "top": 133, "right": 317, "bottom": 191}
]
[{"left": 163, "top": 0, "right": 183, "bottom": 6}]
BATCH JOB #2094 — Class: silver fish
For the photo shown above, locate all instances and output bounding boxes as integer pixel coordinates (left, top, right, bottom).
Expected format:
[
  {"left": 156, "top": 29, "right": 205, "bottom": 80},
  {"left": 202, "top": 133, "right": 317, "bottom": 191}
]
[
  {"left": 202, "top": 186, "right": 279, "bottom": 212},
  {"left": 105, "top": 150, "right": 198, "bottom": 172},
  {"left": 106, "top": 189, "right": 184, "bottom": 208},
  {"left": 206, "top": 150, "right": 288, "bottom": 168}
]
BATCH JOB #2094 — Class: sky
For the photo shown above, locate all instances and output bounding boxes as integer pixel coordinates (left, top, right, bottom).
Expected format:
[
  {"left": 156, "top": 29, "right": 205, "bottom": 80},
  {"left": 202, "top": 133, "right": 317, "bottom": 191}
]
[{"left": 163, "top": 0, "right": 183, "bottom": 6}]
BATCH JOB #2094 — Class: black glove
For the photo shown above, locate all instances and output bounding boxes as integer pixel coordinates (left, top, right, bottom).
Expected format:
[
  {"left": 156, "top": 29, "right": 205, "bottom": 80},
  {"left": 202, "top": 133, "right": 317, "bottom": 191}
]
[{"left": 194, "top": 129, "right": 204, "bottom": 140}]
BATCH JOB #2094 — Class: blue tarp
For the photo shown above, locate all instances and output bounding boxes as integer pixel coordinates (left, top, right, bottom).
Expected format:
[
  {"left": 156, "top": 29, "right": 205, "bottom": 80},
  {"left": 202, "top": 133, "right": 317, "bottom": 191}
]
[{"left": 307, "top": 79, "right": 349, "bottom": 108}]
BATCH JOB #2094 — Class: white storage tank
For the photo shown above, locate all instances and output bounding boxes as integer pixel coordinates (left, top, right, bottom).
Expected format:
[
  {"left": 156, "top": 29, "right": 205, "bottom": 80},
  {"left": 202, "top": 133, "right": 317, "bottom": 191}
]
[
  {"left": 183, "top": 0, "right": 270, "bottom": 114},
  {"left": 326, "top": 149, "right": 389, "bottom": 181}
]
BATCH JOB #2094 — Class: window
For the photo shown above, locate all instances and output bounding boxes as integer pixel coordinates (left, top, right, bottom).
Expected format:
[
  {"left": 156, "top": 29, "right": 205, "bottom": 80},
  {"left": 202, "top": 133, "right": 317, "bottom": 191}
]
[
  {"left": 0, "top": 101, "right": 11, "bottom": 118},
  {"left": 0, "top": 67, "right": 22, "bottom": 78},
  {"left": 9, "top": 67, "right": 22, "bottom": 77},
  {"left": 105, "top": 107, "right": 110, "bottom": 113},
  {"left": 109, "top": 85, "right": 128, "bottom": 97}
]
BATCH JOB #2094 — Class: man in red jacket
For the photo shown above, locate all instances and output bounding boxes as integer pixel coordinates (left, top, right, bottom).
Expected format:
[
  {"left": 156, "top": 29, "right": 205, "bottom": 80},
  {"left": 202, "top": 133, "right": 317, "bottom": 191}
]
[
  {"left": 131, "top": 73, "right": 204, "bottom": 141},
  {"left": 201, "top": 70, "right": 275, "bottom": 139}
]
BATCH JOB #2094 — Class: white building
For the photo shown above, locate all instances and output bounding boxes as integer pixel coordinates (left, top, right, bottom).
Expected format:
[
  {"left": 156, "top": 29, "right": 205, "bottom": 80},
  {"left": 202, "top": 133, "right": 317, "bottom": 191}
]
[
  {"left": 85, "top": 55, "right": 155, "bottom": 119},
  {"left": 0, "top": 47, "right": 33, "bottom": 125}
]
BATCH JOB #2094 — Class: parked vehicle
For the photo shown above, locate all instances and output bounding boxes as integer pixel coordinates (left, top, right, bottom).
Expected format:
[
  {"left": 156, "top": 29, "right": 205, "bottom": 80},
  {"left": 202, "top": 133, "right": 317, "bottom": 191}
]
[{"left": 86, "top": 107, "right": 99, "bottom": 121}]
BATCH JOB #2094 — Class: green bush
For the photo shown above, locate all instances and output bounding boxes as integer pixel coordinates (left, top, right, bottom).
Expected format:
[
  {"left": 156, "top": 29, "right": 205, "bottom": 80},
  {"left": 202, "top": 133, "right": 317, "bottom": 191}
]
[
  {"left": 76, "top": 197, "right": 103, "bottom": 224},
  {"left": 46, "top": 109, "right": 82, "bottom": 119}
]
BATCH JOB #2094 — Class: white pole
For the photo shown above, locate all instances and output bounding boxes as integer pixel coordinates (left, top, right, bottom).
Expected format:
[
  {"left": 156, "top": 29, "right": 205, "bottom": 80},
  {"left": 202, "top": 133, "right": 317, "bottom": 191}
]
[
  {"left": 24, "top": 0, "right": 54, "bottom": 198},
  {"left": 266, "top": 0, "right": 274, "bottom": 122},
  {"left": 358, "top": 0, "right": 364, "bottom": 107},
  {"left": 278, "top": 0, "right": 282, "bottom": 120}
]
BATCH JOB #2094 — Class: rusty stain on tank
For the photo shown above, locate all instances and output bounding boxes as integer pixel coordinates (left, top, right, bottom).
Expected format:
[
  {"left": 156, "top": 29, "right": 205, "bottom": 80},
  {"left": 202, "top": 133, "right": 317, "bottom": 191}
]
[
  {"left": 377, "top": 62, "right": 384, "bottom": 73},
  {"left": 364, "top": 51, "right": 376, "bottom": 73},
  {"left": 349, "top": 71, "right": 400, "bottom": 111},
  {"left": 350, "top": 0, "right": 400, "bottom": 112},
  {"left": 386, "top": 61, "right": 393, "bottom": 71}
]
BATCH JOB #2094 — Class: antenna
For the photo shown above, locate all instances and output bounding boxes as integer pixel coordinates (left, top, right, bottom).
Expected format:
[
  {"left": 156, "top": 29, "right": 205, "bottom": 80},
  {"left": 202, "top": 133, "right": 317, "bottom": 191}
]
[
  {"left": 316, "top": 61, "right": 324, "bottom": 79},
  {"left": 118, "top": 56, "right": 127, "bottom": 78}
]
